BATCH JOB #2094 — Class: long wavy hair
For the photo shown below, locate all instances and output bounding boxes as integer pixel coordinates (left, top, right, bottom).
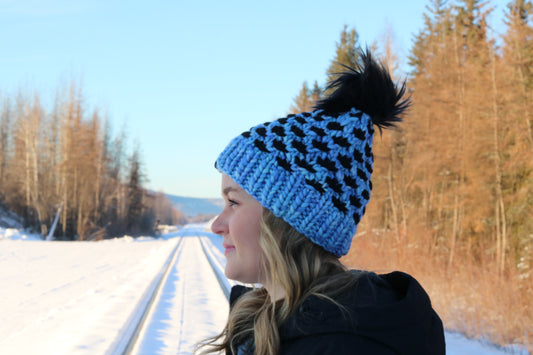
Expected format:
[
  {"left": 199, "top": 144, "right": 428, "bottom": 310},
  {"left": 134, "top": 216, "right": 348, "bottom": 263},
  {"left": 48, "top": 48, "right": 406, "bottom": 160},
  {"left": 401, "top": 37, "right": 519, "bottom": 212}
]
[{"left": 196, "top": 209, "right": 360, "bottom": 355}]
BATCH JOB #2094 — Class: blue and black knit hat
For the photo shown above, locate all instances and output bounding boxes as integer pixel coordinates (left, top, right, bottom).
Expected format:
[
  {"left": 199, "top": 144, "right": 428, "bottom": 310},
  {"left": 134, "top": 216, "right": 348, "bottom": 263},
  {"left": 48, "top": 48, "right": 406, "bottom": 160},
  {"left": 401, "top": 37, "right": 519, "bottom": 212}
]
[{"left": 216, "top": 50, "right": 410, "bottom": 256}]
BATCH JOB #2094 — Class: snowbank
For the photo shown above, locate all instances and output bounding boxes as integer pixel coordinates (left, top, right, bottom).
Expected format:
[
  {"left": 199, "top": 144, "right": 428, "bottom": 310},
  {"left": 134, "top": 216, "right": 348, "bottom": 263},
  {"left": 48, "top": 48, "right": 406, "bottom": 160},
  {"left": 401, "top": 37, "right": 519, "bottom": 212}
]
[{"left": 0, "top": 227, "right": 42, "bottom": 241}]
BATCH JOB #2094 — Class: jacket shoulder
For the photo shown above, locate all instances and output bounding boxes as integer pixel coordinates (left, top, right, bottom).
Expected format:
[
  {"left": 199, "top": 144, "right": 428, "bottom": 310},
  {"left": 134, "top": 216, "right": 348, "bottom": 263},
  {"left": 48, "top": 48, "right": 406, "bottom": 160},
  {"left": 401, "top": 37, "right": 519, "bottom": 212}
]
[
  {"left": 279, "top": 270, "right": 445, "bottom": 354},
  {"left": 229, "top": 284, "right": 252, "bottom": 307},
  {"left": 280, "top": 332, "right": 397, "bottom": 355}
]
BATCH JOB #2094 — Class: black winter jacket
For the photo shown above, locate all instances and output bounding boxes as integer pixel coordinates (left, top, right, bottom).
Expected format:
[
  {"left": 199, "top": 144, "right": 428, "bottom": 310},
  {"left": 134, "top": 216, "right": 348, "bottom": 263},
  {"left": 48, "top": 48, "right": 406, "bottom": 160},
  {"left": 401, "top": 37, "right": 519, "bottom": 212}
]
[{"left": 228, "top": 271, "right": 445, "bottom": 355}]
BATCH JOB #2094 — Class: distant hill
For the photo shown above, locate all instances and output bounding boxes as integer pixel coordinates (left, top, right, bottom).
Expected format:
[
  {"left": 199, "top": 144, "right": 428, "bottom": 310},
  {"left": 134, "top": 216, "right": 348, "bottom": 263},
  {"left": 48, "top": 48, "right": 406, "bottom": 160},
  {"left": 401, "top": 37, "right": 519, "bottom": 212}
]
[{"left": 165, "top": 194, "right": 223, "bottom": 219}]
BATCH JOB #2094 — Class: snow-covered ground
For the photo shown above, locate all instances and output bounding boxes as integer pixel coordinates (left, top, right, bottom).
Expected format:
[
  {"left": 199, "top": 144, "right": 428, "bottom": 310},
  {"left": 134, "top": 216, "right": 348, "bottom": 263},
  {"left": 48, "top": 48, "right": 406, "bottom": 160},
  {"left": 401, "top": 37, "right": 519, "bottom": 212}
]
[
  {"left": 0, "top": 226, "right": 528, "bottom": 354},
  {"left": 132, "top": 234, "right": 229, "bottom": 354},
  {"left": 0, "top": 229, "right": 180, "bottom": 354}
]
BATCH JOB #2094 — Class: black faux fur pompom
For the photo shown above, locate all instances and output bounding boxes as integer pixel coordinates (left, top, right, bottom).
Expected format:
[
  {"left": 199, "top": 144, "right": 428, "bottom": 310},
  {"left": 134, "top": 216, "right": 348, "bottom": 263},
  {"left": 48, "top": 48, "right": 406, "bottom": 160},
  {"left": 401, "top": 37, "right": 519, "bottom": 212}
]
[{"left": 314, "top": 48, "right": 410, "bottom": 130}]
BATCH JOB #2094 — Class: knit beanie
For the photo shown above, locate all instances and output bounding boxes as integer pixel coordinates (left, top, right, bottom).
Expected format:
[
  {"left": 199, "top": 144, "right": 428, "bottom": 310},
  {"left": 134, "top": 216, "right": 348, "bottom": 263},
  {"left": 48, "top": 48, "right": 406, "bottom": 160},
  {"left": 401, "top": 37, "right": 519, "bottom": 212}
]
[{"left": 216, "top": 50, "right": 409, "bottom": 257}]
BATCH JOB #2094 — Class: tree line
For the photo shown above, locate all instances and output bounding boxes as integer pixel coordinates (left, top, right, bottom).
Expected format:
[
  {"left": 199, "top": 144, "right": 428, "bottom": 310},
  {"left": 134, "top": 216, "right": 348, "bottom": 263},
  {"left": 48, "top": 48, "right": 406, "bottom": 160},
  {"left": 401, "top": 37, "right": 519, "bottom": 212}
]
[
  {"left": 293, "top": 0, "right": 532, "bottom": 282},
  {"left": 0, "top": 82, "right": 185, "bottom": 240},
  {"left": 293, "top": 0, "right": 532, "bottom": 348}
]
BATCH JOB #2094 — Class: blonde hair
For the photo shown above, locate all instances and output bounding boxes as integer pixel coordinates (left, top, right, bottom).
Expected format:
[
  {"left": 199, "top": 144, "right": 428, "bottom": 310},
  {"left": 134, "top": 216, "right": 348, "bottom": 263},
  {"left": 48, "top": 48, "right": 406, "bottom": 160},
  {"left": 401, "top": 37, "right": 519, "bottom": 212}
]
[{"left": 196, "top": 210, "right": 359, "bottom": 355}]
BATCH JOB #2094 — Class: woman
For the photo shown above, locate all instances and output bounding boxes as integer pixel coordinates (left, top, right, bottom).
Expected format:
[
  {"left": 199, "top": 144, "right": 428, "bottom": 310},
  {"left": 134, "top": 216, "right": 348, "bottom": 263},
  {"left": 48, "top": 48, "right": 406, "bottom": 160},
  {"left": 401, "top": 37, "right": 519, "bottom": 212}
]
[{"left": 198, "top": 49, "right": 445, "bottom": 355}]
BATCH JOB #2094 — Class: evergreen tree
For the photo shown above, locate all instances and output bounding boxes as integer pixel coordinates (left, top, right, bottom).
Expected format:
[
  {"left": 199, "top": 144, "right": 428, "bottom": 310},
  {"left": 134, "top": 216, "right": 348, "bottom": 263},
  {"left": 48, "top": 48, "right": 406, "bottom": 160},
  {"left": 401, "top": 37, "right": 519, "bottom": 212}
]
[
  {"left": 310, "top": 81, "right": 322, "bottom": 103},
  {"left": 500, "top": 0, "right": 533, "bottom": 278},
  {"left": 126, "top": 147, "right": 145, "bottom": 235},
  {"left": 289, "top": 82, "right": 312, "bottom": 114},
  {"left": 503, "top": 0, "right": 533, "bottom": 150},
  {"left": 369, "top": 24, "right": 409, "bottom": 243},
  {"left": 403, "top": 0, "right": 457, "bottom": 253},
  {"left": 287, "top": 25, "right": 358, "bottom": 114},
  {"left": 408, "top": 0, "right": 452, "bottom": 79},
  {"left": 454, "top": 0, "right": 491, "bottom": 59},
  {"left": 325, "top": 25, "right": 361, "bottom": 93}
]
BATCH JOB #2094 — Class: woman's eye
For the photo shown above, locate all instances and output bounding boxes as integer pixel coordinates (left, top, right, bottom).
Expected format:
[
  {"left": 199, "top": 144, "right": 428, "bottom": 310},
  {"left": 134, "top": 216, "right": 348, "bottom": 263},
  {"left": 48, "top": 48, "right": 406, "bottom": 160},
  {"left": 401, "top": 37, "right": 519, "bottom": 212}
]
[{"left": 228, "top": 199, "right": 238, "bottom": 207}]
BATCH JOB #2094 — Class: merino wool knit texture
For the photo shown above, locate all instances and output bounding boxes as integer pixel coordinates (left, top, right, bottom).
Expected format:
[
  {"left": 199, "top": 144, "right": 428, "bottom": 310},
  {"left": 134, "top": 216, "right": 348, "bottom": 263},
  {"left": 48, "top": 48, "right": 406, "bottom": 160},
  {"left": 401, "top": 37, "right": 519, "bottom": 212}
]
[{"left": 216, "top": 108, "right": 375, "bottom": 256}]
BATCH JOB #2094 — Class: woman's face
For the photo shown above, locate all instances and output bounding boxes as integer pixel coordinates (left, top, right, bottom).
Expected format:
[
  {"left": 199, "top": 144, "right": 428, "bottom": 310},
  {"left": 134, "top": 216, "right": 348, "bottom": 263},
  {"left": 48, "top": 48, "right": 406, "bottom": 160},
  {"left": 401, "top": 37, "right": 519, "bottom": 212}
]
[{"left": 211, "top": 174, "right": 264, "bottom": 284}]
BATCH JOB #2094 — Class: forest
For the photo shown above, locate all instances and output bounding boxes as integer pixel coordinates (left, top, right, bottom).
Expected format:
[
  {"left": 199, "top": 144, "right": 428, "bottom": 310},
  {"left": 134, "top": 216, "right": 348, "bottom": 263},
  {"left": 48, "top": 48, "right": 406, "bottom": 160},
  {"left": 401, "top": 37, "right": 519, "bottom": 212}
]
[
  {"left": 0, "top": 82, "right": 185, "bottom": 240},
  {"left": 289, "top": 0, "right": 533, "bottom": 351}
]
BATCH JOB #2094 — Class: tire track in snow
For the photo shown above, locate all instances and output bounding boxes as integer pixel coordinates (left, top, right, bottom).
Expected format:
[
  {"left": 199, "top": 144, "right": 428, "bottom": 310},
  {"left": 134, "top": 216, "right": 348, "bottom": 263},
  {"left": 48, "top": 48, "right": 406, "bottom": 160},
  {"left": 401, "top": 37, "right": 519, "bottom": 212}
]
[
  {"left": 127, "top": 231, "right": 229, "bottom": 355},
  {"left": 107, "top": 236, "right": 184, "bottom": 355}
]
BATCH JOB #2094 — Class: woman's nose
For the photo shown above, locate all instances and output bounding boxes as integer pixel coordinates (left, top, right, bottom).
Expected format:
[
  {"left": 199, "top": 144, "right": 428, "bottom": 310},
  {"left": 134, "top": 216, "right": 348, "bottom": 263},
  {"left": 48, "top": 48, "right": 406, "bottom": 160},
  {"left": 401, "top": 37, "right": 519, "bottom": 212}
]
[{"left": 211, "top": 214, "right": 227, "bottom": 235}]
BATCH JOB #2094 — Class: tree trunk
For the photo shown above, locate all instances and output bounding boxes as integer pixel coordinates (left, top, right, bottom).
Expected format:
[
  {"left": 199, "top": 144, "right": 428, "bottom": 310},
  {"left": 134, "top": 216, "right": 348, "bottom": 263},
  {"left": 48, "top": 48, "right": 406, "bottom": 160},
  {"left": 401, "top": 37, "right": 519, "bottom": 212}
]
[{"left": 491, "top": 47, "right": 507, "bottom": 275}]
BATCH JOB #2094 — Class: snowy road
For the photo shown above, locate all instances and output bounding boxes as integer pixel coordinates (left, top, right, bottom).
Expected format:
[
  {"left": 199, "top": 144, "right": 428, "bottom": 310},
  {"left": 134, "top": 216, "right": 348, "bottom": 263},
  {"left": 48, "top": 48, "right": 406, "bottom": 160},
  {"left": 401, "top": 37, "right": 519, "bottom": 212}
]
[
  {"left": 132, "top": 234, "right": 229, "bottom": 355},
  {"left": 0, "top": 226, "right": 527, "bottom": 354}
]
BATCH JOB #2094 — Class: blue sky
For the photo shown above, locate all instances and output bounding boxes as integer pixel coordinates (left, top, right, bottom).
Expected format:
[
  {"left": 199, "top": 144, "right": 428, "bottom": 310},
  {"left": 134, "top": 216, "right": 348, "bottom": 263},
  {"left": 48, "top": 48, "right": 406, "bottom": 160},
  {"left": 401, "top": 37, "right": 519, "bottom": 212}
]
[{"left": 0, "top": 0, "right": 510, "bottom": 198}]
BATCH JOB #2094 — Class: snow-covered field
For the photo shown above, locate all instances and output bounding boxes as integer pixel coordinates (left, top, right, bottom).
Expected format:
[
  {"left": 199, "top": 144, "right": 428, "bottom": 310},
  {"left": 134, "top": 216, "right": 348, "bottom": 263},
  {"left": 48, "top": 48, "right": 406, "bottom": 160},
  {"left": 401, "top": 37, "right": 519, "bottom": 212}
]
[
  {"left": 0, "top": 226, "right": 528, "bottom": 354},
  {"left": 0, "top": 229, "right": 181, "bottom": 354}
]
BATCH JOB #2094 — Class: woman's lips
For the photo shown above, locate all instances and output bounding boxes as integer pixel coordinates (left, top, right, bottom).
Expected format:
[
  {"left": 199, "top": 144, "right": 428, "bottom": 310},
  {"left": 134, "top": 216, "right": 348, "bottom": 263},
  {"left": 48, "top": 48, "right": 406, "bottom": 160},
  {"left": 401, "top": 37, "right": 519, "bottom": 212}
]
[{"left": 222, "top": 243, "right": 235, "bottom": 255}]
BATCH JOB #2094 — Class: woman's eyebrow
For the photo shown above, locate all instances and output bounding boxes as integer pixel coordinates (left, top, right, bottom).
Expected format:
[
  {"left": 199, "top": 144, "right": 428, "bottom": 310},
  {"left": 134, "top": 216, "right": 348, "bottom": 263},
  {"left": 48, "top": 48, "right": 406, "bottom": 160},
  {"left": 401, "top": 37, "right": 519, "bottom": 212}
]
[{"left": 222, "top": 186, "right": 239, "bottom": 196}]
